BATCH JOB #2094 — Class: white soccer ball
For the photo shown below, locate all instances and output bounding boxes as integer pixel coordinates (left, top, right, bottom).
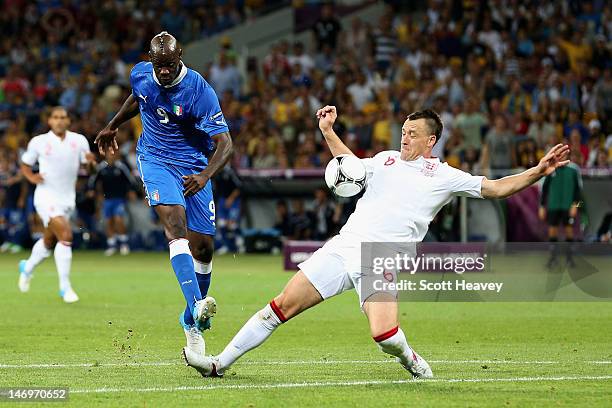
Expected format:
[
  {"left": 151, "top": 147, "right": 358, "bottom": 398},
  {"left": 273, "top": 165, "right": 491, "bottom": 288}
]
[{"left": 325, "top": 154, "right": 367, "bottom": 198}]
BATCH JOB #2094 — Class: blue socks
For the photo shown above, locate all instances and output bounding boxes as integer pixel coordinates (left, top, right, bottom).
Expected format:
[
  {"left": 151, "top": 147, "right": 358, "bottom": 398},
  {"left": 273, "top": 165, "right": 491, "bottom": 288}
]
[
  {"left": 169, "top": 239, "right": 202, "bottom": 317},
  {"left": 182, "top": 259, "right": 213, "bottom": 327}
]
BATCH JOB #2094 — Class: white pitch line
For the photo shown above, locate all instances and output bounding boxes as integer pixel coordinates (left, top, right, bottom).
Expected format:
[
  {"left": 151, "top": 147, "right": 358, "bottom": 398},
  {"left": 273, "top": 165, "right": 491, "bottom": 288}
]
[
  {"left": 70, "top": 375, "right": 612, "bottom": 394},
  {"left": 0, "top": 362, "right": 177, "bottom": 369},
  {"left": 0, "top": 360, "right": 610, "bottom": 369},
  {"left": 240, "top": 360, "right": 612, "bottom": 365}
]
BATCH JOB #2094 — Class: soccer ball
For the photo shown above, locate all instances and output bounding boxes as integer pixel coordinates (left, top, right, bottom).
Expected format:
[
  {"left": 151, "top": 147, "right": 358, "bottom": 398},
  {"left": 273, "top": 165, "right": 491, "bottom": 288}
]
[{"left": 325, "top": 154, "right": 367, "bottom": 197}]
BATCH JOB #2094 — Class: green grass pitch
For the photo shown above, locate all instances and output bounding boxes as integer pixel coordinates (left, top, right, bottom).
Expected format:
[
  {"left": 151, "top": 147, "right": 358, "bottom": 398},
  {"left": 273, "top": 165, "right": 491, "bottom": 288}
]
[{"left": 0, "top": 251, "right": 610, "bottom": 407}]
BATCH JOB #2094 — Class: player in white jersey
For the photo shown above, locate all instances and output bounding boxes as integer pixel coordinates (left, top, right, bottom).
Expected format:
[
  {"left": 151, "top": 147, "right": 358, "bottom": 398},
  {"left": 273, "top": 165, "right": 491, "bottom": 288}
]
[
  {"left": 183, "top": 105, "right": 571, "bottom": 378},
  {"left": 18, "top": 107, "right": 94, "bottom": 303}
]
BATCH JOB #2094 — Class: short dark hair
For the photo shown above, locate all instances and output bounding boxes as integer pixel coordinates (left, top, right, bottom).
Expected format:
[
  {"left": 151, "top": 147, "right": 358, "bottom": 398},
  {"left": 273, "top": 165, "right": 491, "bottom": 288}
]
[
  {"left": 407, "top": 109, "right": 443, "bottom": 143},
  {"left": 48, "top": 106, "right": 68, "bottom": 118}
]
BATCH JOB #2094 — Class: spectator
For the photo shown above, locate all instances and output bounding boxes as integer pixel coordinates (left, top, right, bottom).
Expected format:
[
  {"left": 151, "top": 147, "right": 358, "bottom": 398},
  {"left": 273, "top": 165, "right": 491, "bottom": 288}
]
[
  {"left": 591, "top": 34, "right": 611, "bottom": 71},
  {"left": 563, "top": 111, "right": 590, "bottom": 144},
  {"left": 294, "top": 85, "right": 321, "bottom": 117},
  {"left": 478, "top": 16, "right": 504, "bottom": 62},
  {"left": 341, "top": 17, "right": 369, "bottom": 59},
  {"left": 371, "top": 15, "right": 397, "bottom": 73},
  {"left": 482, "top": 70, "right": 505, "bottom": 108},
  {"left": 209, "top": 51, "right": 242, "bottom": 99},
  {"left": 59, "top": 76, "right": 93, "bottom": 116},
  {"left": 568, "top": 129, "right": 589, "bottom": 165},
  {"left": 274, "top": 200, "right": 292, "bottom": 238},
  {"left": 557, "top": 30, "right": 592, "bottom": 75},
  {"left": 312, "top": 3, "right": 342, "bottom": 52},
  {"left": 454, "top": 97, "right": 488, "bottom": 151},
  {"left": 252, "top": 142, "right": 278, "bottom": 169},
  {"left": 431, "top": 96, "right": 453, "bottom": 160},
  {"left": 289, "top": 200, "right": 312, "bottom": 240},
  {"left": 263, "top": 43, "right": 291, "bottom": 86},
  {"left": 594, "top": 148, "right": 610, "bottom": 168},
  {"left": 314, "top": 43, "right": 335, "bottom": 74},
  {"left": 502, "top": 79, "right": 532, "bottom": 115},
  {"left": 312, "top": 188, "right": 335, "bottom": 240},
  {"left": 287, "top": 41, "right": 315, "bottom": 75},
  {"left": 527, "top": 112, "right": 555, "bottom": 150},
  {"left": 480, "top": 115, "right": 515, "bottom": 178},
  {"left": 347, "top": 71, "right": 375, "bottom": 112},
  {"left": 595, "top": 68, "right": 612, "bottom": 133},
  {"left": 160, "top": 3, "right": 187, "bottom": 41},
  {"left": 372, "top": 108, "right": 392, "bottom": 148}
]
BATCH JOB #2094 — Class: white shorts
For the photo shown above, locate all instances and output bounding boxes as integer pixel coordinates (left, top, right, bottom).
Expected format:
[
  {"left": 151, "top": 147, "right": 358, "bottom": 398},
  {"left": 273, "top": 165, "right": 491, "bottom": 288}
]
[
  {"left": 299, "top": 235, "right": 399, "bottom": 307},
  {"left": 34, "top": 195, "right": 74, "bottom": 227}
]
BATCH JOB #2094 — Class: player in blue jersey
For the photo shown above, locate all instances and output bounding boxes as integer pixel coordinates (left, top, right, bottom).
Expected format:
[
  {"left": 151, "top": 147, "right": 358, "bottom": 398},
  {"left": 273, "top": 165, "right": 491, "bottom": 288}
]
[{"left": 95, "top": 32, "right": 233, "bottom": 359}]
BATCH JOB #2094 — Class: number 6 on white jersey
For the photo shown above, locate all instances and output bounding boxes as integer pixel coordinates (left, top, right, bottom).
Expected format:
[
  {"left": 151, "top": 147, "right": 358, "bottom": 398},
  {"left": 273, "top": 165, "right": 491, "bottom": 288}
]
[{"left": 156, "top": 108, "right": 169, "bottom": 124}]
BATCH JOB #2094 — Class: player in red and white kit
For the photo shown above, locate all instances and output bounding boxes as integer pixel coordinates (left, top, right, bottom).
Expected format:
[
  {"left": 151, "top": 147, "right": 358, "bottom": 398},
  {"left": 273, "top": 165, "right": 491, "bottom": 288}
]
[
  {"left": 18, "top": 107, "right": 94, "bottom": 303},
  {"left": 183, "top": 106, "right": 570, "bottom": 378}
]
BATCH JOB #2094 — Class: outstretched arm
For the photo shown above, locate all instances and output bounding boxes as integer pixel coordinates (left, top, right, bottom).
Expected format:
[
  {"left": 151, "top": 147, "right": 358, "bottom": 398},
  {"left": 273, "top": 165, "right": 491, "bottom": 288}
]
[
  {"left": 95, "top": 94, "right": 139, "bottom": 155},
  {"left": 182, "top": 132, "right": 233, "bottom": 197},
  {"left": 481, "top": 144, "right": 570, "bottom": 199},
  {"left": 316, "top": 105, "right": 353, "bottom": 157}
]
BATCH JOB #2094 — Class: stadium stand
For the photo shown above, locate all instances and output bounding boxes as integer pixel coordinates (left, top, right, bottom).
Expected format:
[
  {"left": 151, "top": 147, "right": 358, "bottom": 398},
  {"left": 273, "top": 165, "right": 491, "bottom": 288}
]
[{"left": 0, "top": 0, "right": 610, "bottom": 252}]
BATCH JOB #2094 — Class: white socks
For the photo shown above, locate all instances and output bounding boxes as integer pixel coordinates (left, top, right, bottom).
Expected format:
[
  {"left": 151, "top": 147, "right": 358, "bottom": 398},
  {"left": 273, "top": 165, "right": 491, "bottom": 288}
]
[
  {"left": 24, "top": 238, "right": 51, "bottom": 274},
  {"left": 217, "top": 301, "right": 286, "bottom": 371},
  {"left": 54, "top": 241, "right": 73, "bottom": 292},
  {"left": 23, "top": 239, "right": 74, "bottom": 293},
  {"left": 193, "top": 259, "right": 212, "bottom": 275},
  {"left": 374, "top": 326, "right": 415, "bottom": 368}
]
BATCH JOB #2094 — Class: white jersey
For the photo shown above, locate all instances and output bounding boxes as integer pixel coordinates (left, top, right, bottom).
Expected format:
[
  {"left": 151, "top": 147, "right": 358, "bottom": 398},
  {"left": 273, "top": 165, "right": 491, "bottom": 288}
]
[
  {"left": 340, "top": 151, "right": 484, "bottom": 243},
  {"left": 21, "top": 130, "right": 90, "bottom": 207}
]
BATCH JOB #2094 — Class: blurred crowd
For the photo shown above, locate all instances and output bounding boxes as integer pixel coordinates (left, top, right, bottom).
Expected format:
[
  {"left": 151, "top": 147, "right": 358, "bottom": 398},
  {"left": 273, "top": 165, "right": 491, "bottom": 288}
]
[
  {"left": 221, "top": 1, "right": 611, "bottom": 175},
  {"left": 1, "top": 0, "right": 612, "bottom": 251}
]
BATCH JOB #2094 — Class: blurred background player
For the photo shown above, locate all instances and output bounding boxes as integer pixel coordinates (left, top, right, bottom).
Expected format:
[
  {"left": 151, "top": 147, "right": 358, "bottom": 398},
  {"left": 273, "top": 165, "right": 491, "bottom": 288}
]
[
  {"left": 88, "top": 153, "right": 137, "bottom": 256},
  {"left": 95, "top": 32, "right": 233, "bottom": 356},
  {"left": 213, "top": 163, "right": 242, "bottom": 254},
  {"left": 539, "top": 160, "right": 583, "bottom": 267},
  {"left": 18, "top": 107, "right": 94, "bottom": 303},
  {"left": 0, "top": 151, "right": 27, "bottom": 253}
]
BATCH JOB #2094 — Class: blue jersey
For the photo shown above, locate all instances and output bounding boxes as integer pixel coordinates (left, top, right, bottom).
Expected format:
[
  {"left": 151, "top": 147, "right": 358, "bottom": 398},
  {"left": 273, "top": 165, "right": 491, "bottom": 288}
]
[{"left": 130, "top": 61, "right": 229, "bottom": 168}]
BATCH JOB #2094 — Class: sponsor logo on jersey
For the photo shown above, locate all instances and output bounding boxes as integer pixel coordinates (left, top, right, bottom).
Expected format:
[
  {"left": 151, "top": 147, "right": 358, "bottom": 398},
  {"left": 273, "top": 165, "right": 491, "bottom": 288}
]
[
  {"left": 384, "top": 156, "right": 396, "bottom": 166},
  {"left": 151, "top": 190, "right": 160, "bottom": 202},
  {"left": 139, "top": 94, "right": 148, "bottom": 103},
  {"left": 421, "top": 160, "right": 439, "bottom": 177},
  {"left": 173, "top": 105, "right": 183, "bottom": 116}
]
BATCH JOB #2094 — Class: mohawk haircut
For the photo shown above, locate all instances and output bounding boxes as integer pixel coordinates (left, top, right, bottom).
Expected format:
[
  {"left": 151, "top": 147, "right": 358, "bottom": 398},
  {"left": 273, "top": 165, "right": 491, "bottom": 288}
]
[
  {"left": 150, "top": 31, "right": 179, "bottom": 54},
  {"left": 407, "top": 109, "right": 443, "bottom": 144}
]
